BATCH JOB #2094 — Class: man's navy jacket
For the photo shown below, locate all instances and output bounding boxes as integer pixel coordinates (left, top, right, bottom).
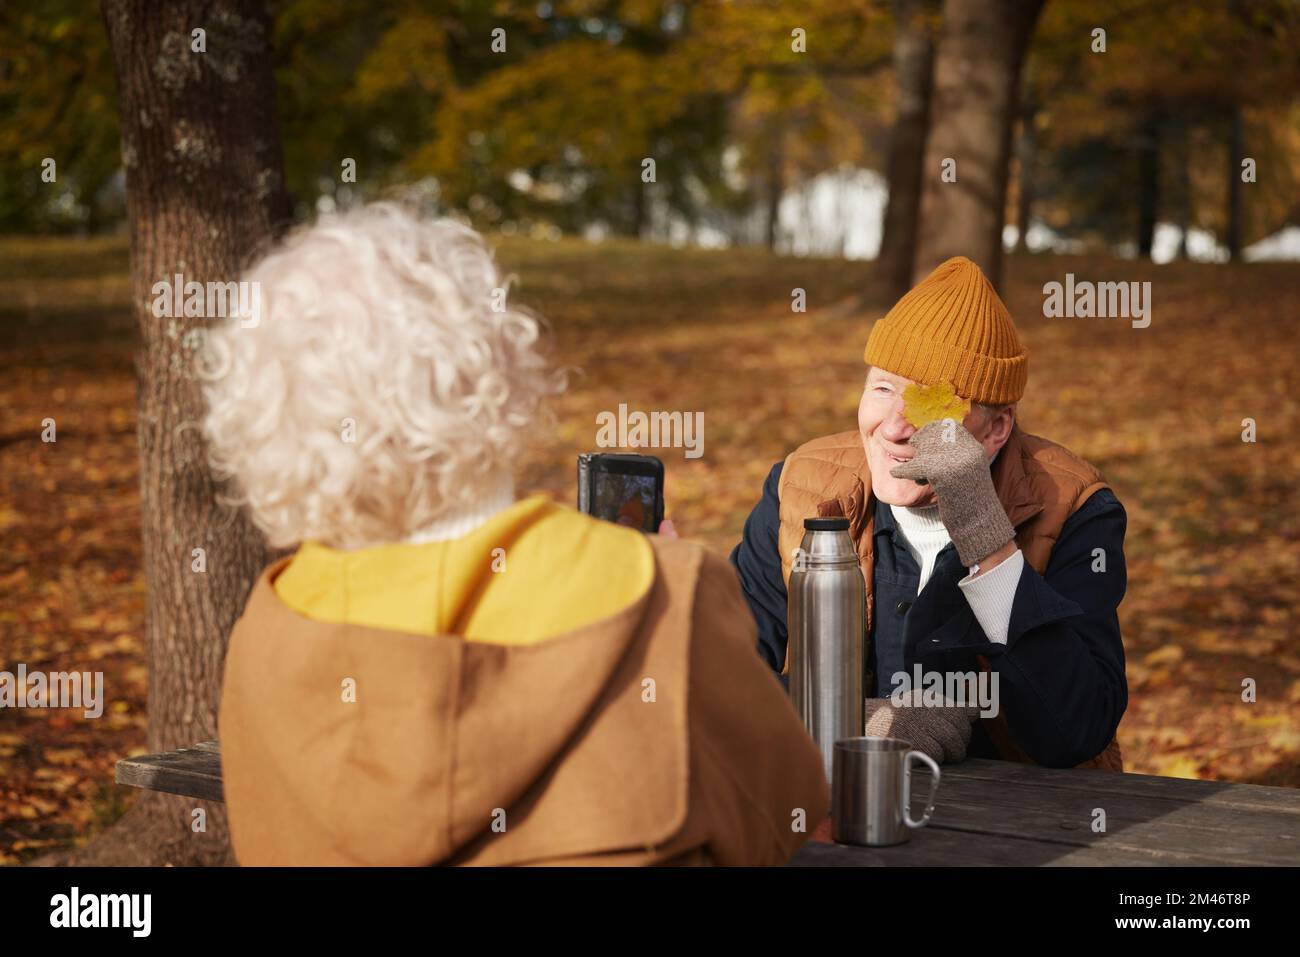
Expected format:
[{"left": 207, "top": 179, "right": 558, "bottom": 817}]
[{"left": 729, "top": 461, "right": 1129, "bottom": 768}]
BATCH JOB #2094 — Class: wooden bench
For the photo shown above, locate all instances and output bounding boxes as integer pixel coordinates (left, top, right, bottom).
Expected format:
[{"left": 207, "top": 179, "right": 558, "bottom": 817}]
[
  {"left": 116, "top": 742, "right": 1300, "bottom": 865},
  {"left": 116, "top": 740, "right": 224, "bottom": 804}
]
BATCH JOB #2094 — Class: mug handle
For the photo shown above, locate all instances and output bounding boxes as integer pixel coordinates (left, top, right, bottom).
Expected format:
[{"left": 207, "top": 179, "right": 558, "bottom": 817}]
[{"left": 902, "top": 750, "right": 941, "bottom": 829}]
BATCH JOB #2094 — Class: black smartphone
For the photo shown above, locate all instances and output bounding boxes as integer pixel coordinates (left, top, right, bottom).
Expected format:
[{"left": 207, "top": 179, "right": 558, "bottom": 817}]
[{"left": 577, "top": 453, "right": 665, "bottom": 533}]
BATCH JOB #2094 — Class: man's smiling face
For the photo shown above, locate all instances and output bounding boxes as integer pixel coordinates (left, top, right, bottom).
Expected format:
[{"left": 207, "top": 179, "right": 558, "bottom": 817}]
[{"left": 858, "top": 367, "right": 1012, "bottom": 506}]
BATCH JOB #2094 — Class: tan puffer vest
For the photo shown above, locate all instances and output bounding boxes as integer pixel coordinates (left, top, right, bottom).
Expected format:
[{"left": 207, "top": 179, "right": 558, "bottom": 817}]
[{"left": 776, "top": 425, "right": 1123, "bottom": 772}]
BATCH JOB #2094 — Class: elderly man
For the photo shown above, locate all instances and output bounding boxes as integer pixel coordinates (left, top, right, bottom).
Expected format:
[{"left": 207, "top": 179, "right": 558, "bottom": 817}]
[{"left": 731, "top": 256, "right": 1127, "bottom": 770}]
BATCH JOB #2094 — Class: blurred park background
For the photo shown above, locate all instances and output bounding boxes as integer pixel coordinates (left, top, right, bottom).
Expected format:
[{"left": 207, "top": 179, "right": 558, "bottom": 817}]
[{"left": 1, "top": 0, "right": 1298, "bottom": 864}]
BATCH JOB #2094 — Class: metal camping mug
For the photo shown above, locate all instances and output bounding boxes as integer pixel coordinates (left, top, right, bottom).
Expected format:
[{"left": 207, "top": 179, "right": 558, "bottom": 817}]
[{"left": 832, "top": 737, "right": 941, "bottom": 847}]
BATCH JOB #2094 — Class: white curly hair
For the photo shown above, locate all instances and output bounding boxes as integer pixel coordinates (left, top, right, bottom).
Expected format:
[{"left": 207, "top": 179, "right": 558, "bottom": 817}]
[{"left": 200, "top": 202, "right": 561, "bottom": 550}]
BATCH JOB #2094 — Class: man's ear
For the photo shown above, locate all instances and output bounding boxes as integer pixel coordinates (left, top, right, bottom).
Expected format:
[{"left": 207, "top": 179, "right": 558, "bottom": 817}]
[{"left": 988, "top": 405, "right": 1016, "bottom": 450}]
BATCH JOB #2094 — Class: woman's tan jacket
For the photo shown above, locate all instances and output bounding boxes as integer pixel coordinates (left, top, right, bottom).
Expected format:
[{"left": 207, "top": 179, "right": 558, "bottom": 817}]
[{"left": 219, "top": 536, "right": 830, "bottom": 866}]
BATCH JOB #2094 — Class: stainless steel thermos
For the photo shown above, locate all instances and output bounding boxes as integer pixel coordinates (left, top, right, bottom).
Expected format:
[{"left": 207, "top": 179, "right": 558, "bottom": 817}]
[{"left": 788, "top": 516, "right": 866, "bottom": 784}]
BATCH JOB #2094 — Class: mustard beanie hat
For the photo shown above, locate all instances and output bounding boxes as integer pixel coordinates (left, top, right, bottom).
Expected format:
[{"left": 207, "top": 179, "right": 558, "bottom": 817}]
[{"left": 864, "top": 256, "right": 1027, "bottom": 404}]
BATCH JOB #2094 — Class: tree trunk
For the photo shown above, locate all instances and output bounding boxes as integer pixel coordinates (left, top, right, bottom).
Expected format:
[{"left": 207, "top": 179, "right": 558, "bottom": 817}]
[
  {"left": 1136, "top": 111, "right": 1160, "bottom": 259},
  {"left": 876, "top": 0, "right": 936, "bottom": 300},
  {"left": 913, "top": 0, "right": 1045, "bottom": 291},
  {"left": 632, "top": 177, "right": 647, "bottom": 239},
  {"left": 66, "top": 0, "right": 290, "bottom": 866},
  {"left": 1176, "top": 119, "right": 1192, "bottom": 260},
  {"left": 1013, "top": 95, "right": 1036, "bottom": 253},
  {"left": 1226, "top": 105, "right": 1243, "bottom": 261},
  {"left": 765, "top": 138, "right": 784, "bottom": 251}
]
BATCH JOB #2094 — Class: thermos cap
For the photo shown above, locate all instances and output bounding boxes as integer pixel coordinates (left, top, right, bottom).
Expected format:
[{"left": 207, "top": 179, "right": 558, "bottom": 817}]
[{"left": 804, "top": 517, "right": 850, "bottom": 531}]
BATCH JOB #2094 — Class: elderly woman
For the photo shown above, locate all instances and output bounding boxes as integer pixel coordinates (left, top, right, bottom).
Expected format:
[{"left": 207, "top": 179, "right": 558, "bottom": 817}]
[{"left": 203, "top": 203, "right": 826, "bottom": 866}]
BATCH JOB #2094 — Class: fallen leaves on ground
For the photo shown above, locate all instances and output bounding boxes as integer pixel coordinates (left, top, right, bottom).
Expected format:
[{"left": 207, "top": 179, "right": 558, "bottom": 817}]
[{"left": 0, "top": 234, "right": 1296, "bottom": 864}]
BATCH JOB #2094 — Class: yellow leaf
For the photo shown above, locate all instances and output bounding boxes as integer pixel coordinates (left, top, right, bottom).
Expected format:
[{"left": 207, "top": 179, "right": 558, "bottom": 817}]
[
  {"left": 902, "top": 381, "right": 971, "bottom": 429},
  {"left": 44, "top": 747, "right": 84, "bottom": 766},
  {"left": 1267, "top": 729, "right": 1300, "bottom": 753},
  {"left": 1242, "top": 713, "right": 1288, "bottom": 729},
  {"left": 1155, "top": 755, "right": 1204, "bottom": 780},
  {"left": 1143, "top": 644, "right": 1185, "bottom": 666}
]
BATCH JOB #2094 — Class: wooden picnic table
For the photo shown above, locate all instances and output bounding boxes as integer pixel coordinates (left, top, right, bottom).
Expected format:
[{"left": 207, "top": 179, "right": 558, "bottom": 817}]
[{"left": 117, "top": 742, "right": 1300, "bottom": 865}]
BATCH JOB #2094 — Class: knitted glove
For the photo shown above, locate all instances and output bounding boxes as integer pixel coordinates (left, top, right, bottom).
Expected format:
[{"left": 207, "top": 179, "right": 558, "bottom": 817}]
[
  {"left": 888, "top": 419, "right": 1016, "bottom": 567},
  {"left": 864, "top": 690, "right": 980, "bottom": 764}
]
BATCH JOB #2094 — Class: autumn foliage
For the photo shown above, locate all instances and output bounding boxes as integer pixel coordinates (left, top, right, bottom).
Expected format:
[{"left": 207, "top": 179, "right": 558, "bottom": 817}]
[{"left": 2, "top": 235, "right": 1298, "bottom": 862}]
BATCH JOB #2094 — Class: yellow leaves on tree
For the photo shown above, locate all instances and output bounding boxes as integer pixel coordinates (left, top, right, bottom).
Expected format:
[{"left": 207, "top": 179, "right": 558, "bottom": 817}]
[{"left": 901, "top": 381, "right": 971, "bottom": 429}]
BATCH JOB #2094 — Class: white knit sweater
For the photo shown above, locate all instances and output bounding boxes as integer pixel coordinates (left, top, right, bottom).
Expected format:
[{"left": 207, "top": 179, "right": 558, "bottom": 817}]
[{"left": 888, "top": 502, "right": 1024, "bottom": 646}]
